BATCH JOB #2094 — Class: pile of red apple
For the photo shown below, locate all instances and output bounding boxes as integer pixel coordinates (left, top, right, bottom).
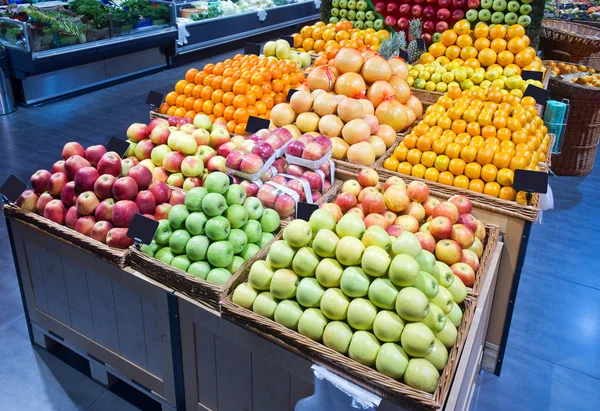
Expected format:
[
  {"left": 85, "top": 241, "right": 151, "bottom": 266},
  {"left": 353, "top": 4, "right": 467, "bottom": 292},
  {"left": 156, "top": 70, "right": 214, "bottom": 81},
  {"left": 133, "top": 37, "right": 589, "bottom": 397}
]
[
  {"left": 374, "top": 0, "right": 479, "bottom": 43},
  {"left": 17, "top": 142, "right": 184, "bottom": 249},
  {"left": 322, "top": 168, "right": 486, "bottom": 287},
  {"left": 285, "top": 134, "right": 333, "bottom": 165},
  {"left": 225, "top": 128, "right": 293, "bottom": 176}
]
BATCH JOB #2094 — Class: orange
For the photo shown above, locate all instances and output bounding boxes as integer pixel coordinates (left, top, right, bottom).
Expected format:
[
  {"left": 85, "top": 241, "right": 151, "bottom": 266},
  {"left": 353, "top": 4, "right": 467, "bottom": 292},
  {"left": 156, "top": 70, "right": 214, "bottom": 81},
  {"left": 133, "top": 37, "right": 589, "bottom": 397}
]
[
  {"left": 212, "top": 63, "right": 225, "bottom": 76},
  {"left": 274, "top": 93, "right": 286, "bottom": 105},
  {"left": 481, "top": 164, "right": 498, "bottom": 183},
  {"left": 438, "top": 171, "right": 455, "bottom": 186},
  {"left": 203, "top": 74, "right": 215, "bottom": 87},
  {"left": 335, "top": 30, "right": 349, "bottom": 42},
  {"left": 474, "top": 38, "right": 491, "bottom": 52},
  {"left": 417, "top": 135, "right": 434, "bottom": 151},
  {"left": 507, "top": 24, "right": 525, "bottom": 39},
  {"left": 421, "top": 151, "right": 437, "bottom": 167},
  {"left": 496, "top": 168, "right": 514, "bottom": 186},
  {"left": 165, "top": 92, "right": 178, "bottom": 106},
  {"left": 455, "top": 133, "right": 471, "bottom": 145},
  {"left": 509, "top": 155, "right": 528, "bottom": 171},
  {"left": 200, "top": 86, "right": 214, "bottom": 102},
  {"left": 261, "top": 94, "right": 274, "bottom": 109},
  {"left": 445, "top": 46, "right": 461, "bottom": 60},
  {"left": 424, "top": 167, "right": 440, "bottom": 182},
  {"left": 453, "top": 175, "right": 470, "bottom": 189},
  {"left": 499, "top": 186, "right": 516, "bottom": 201},
  {"left": 470, "top": 136, "right": 485, "bottom": 148},
  {"left": 175, "top": 94, "right": 187, "bottom": 107},
  {"left": 474, "top": 23, "right": 490, "bottom": 39},
  {"left": 507, "top": 38, "right": 526, "bottom": 54},
  {"left": 465, "top": 162, "right": 482, "bottom": 179},
  {"left": 483, "top": 182, "right": 501, "bottom": 197},
  {"left": 397, "top": 161, "right": 413, "bottom": 175},
  {"left": 221, "top": 77, "right": 234, "bottom": 93},
  {"left": 312, "top": 26, "right": 324, "bottom": 40},
  {"left": 185, "top": 68, "right": 199, "bottom": 83},
  {"left": 233, "top": 79, "right": 248, "bottom": 95},
  {"left": 456, "top": 34, "right": 473, "bottom": 48},
  {"left": 411, "top": 164, "right": 427, "bottom": 178},
  {"left": 192, "top": 84, "right": 204, "bottom": 99},
  {"left": 514, "top": 51, "right": 533, "bottom": 68},
  {"left": 322, "top": 29, "right": 335, "bottom": 42},
  {"left": 481, "top": 125, "right": 496, "bottom": 139},
  {"left": 158, "top": 103, "right": 169, "bottom": 114},
  {"left": 460, "top": 146, "right": 478, "bottom": 163},
  {"left": 233, "top": 94, "right": 247, "bottom": 109},
  {"left": 469, "top": 178, "right": 485, "bottom": 193},
  {"left": 432, "top": 139, "right": 448, "bottom": 155},
  {"left": 234, "top": 108, "right": 249, "bottom": 124},
  {"left": 184, "top": 110, "right": 196, "bottom": 120},
  {"left": 430, "top": 42, "right": 447, "bottom": 58},
  {"left": 435, "top": 155, "right": 450, "bottom": 172},
  {"left": 507, "top": 118, "right": 522, "bottom": 132},
  {"left": 175, "top": 80, "right": 188, "bottom": 94},
  {"left": 211, "top": 89, "right": 224, "bottom": 104},
  {"left": 441, "top": 30, "right": 458, "bottom": 46},
  {"left": 453, "top": 20, "right": 471, "bottom": 35},
  {"left": 478, "top": 48, "right": 497, "bottom": 67},
  {"left": 173, "top": 107, "right": 187, "bottom": 118},
  {"left": 460, "top": 46, "right": 478, "bottom": 61},
  {"left": 445, "top": 142, "right": 462, "bottom": 159},
  {"left": 203, "top": 63, "right": 215, "bottom": 74},
  {"left": 222, "top": 91, "right": 235, "bottom": 107},
  {"left": 407, "top": 148, "right": 422, "bottom": 165},
  {"left": 193, "top": 99, "right": 204, "bottom": 113},
  {"left": 213, "top": 102, "right": 225, "bottom": 118},
  {"left": 403, "top": 134, "right": 418, "bottom": 149},
  {"left": 166, "top": 106, "right": 177, "bottom": 116},
  {"left": 449, "top": 158, "right": 466, "bottom": 176},
  {"left": 300, "top": 25, "right": 312, "bottom": 38},
  {"left": 490, "top": 25, "right": 507, "bottom": 40},
  {"left": 493, "top": 116, "right": 508, "bottom": 130},
  {"left": 384, "top": 156, "right": 400, "bottom": 171},
  {"left": 497, "top": 50, "right": 514, "bottom": 66},
  {"left": 292, "top": 33, "right": 303, "bottom": 48},
  {"left": 490, "top": 38, "right": 507, "bottom": 53},
  {"left": 476, "top": 147, "right": 495, "bottom": 165},
  {"left": 226, "top": 120, "right": 237, "bottom": 133},
  {"left": 493, "top": 151, "right": 512, "bottom": 169},
  {"left": 245, "top": 92, "right": 256, "bottom": 107},
  {"left": 314, "top": 39, "right": 325, "bottom": 52},
  {"left": 183, "top": 83, "right": 195, "bottom": 97},
  {"left": 202, "top": 100, "right": 214, "bottom": 115},
  {"left": 223, "top": 106, "right": 235, "bottom": 121},
  {"left": 466, "top": 122, "right": 481, "bottom": 136},
  {"left": 464, "top": 58, "right": 481, "bottom": 70},
  {"left": 194, "top": 71, "right": 207, "bottom": 86}
]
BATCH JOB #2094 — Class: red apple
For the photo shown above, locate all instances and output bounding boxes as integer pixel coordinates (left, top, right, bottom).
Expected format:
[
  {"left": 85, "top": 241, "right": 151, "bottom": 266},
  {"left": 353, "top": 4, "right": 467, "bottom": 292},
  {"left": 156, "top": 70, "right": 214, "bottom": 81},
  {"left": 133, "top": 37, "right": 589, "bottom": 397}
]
[
  {"left": 43, "top": 200, "right": 67, "bottom": 224},
  {"left": 271, "top": 175, "right": 287, "bottom": 186},
  {"left": 364, "top": 213, "right": 387, "bottom": 229},
  {"left": 169, "top": 190, "right": 186, "bottom": 205},
  {"left": 97, "top": 152, "right": 122, "bottom": 177},
  {"left": 183, "top": 177, "right": 202, "bottom": 191},
  {"left": 64, "top": 155, "right": 91, "bottom": 180},
  {"left": 474, "top": 220, "right": 486, "bottom": 241},
  {"left": 135, "top": 140, "right": 155, "bottom": 161},
  {"left": 74, "top": 167, "right": 99, "bottom": 193},
  {"left": 93, "top": 175, "right": 116, "bottom": 199},
  {"left": 30, "top": 170, "right": 52, "bottom": 194},
  {"left": 148, "top": 181, "right": 170, "bottom": 204},
  {"left": 90, "top": 221, "right": 113, "bottom": 243},
  {"left": 451, "top": 224, "right": 475, "bottom": 248},
  {"left": 127, "top": 123, "right": 150, "bottom": 142},
  {"left": 448, "top": 195, "right": 472, "bottom": 215},
  {"left": 154, "top": 203, "right": 173, "bottom": 220},
  {"left": 323, "top": 180, "right": 331, "bottom": 193},
  {"left": 150, "top": 126, "right": 171, "bottom": 145},
  {"left": 387, "top": 224, "right": 405, "bottom": 237},
  {"left": 457, "top": 213, "right": 478, "bottom": 233},
  {"left": 382, "top": 210, "right": 397, "bottom": 227},
  {"left": 285, "top": 180, "right": 306, "bottom": 201},
  {"left": 451, "top": 263, "right": 475, "bottom": 287},
  {"left": 395, "top": 215, "right": 420, "bottom": 233},
  {"left": 112, "top": 177, "right": 139, "bottom": 201},
  {"left": 435, "top": 239, "right": 463, "bottom": 266},
  {"left": 225, "top": 150, "right": 244, "bottom": 170},
  {"left": 240, "top": 180, "right": 259, "bottom": 197},
  {"left": 383, "top": 186, "right": 411, "bottom": 212},
  {"left": 84, "top": 145, "right": 107, "bottom": 166},
  {"left": 106, "top": 227, "right": 134, "bottom": 249},
  {"left": 52, "top": 161, "right": 65, "bottom": 174},
  {"left": 240, "top": 154, "right": 264, "bottom": 174},
  {"left": 318, "top": 161, "right": 331, "bottom": 177},
  {"left": 320, "top": 203, "right": 343, "bottom": 223},
  {"left": 347, "top": 207, "right": 365, "bottom": 220},
  {"left": 62, "top": 142, "right": 85, "bottom": 160},
  {"left": 207, "top": 156, "right": 226, "bottom": 172},
  {"left": 128, "top": 165, "right": 153, "bottom": 190},
  {"left": 76, "top": 191, "right": 99, "bottom": 216},
  {"left": 37, "top": 193, "right": 54, "bottom": 215},
  {"left": 302, "top": 142, "right": 324, "bottom": 161},
  {"left": 112, "top": 200, "right": 139, "bottom": 227},
  {"left": 407, "top": 181, "right": 429, "bottom": 203},
  {"left": 47, "top": 172, "right": 69, "bottom": 196},
  {"left": 432, "top": 202, "right": 459, "bottom": 223},
  {"left": 335, "top": 192, "right": 358, "bottom": 212},
  {"left": 272, "top": 157, "right": 289, "bottom": 174},
  {"left": 65, "top": 206, "right": 80, "bottom": 229},
  {"left": 16, "top": 190, "right": 39, "bottom": 212},
  {"left": 405, "top": 202, "right": 426, "bottom": 222},
  {"left": 253, "top": 142, "right": 275, "bottom": 161},
  {"left": 274, "top": 193, "right": 296, "bottom": 218},
  {"left": 60, "top": 181, "right": 77, "bottom": 206},
  {"left": 286, "top": 140, "right": 305, "bottom": 157},
  {"left": 265, "top": 134, "right": 285, "bottom": 150},
  {"left": 75, "top": 216, "right": 96, "bottom": 236},
  {"left": 423, "top": 197, "right": 440, "bottom": 217},
  {"left": 95, "top": 198, "right": 115, "bottom": 222},
  {"left": 135, "top": 190, "right": 156, "bottom": 214},
  {"left": 152, "top": 167, "right": 169, "bottom": 183},
  {"left": 416, "top": 231, "right": 436, "bottom": 253},
  {"left": 361, "top": 192, "right": 386, "bottom": 214},
  {"left": 258, "top": 184, "right": 279, "bottom": 208},
  {"left": 162, "top": 151, "right": 184, "bottom": 174},
  {"left": 314, "top": 135, "right": 332, "bottom": 152},
  {"left": 429, "top": 216, "right": 453, "bottom": 240},
  {"left": 167, "top": 173, "right": 184, "bottom": 188},
  {"left": 461, "top": 249, "right": 480, "bottom": 272},
  {"left": 148, "top": 118, "right": 169, "bottom": 132},
  {"left": 286, "top": 164, "right": 304, "bottom": 177},
  {"left": 302, "top": 171, "right": 322, "bottom": 191},
  {"left": 270, "top": 128, "right": 293, "bottom": 143},
  {"left": 358, "top": 187, "right": 379, "bottom": 203},
  {"left": 358, "top": 168, "right": 379, "bottom": 188}
]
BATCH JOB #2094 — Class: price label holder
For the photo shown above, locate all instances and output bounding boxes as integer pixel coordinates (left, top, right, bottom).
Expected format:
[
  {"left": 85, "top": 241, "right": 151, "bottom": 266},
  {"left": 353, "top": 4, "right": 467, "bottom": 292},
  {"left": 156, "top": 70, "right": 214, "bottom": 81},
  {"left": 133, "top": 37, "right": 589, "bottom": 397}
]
[
  {"left": 0, "top": 175, "right": 27, "bottom": 204},
  {"left": 127, "top": 213, "right": 159, "bottom": 247},
  {"left": 282, "top": 35, "right": 294, "bottom": 48},
  {"left": 296, "top": 201, "right": 319, "bottom": 221},
  {"left": 287, "top": 88, "right": 300, "bottom": 102},
  {"left": 524, "top": 85, "right": 550, "bottom": 106},
  {"left": 146, "top": 91, "right": 164, "bottom": 109},
  {"left": 244, "top": 42, "right": 262, "bottom": 56},
  {"left": 521, "top": 70, "right": 543, "bottom": 81},
  {"left": 246, "top": 116, "right": 271, "bottom": 134},
  {"left": 513, "top": 169, "right": 548, "bottom": 204},
  {"left": 398, "top": 49, "right": 409, "bottom": 61},
  {"left": 416, "top": 39, "right": 427, "bottom": 51},
  {"left": 107, "top": 137, "right": 130, "bottom": 158}
]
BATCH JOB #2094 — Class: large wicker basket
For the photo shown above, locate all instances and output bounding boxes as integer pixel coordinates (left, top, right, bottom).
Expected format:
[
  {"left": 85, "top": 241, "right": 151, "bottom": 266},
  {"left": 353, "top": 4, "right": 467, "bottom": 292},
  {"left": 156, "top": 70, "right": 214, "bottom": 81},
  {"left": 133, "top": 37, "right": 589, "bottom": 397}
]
[{"left": 541, "top": 19, "right": 600, "bottom": 68}]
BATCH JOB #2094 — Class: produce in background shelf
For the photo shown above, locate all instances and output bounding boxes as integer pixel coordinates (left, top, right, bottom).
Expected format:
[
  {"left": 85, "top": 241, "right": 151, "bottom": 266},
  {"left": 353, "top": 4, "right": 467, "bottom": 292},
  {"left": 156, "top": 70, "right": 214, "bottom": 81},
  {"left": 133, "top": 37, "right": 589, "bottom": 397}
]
[
  {"left": 328, "top": 0, "right": 385, "bottom": 31},
  {"left": 467, "top": 0, "right": 533, "bottom": 28},
  {"left": 546, "top": 61, "right": 600, "bottom": 87}
]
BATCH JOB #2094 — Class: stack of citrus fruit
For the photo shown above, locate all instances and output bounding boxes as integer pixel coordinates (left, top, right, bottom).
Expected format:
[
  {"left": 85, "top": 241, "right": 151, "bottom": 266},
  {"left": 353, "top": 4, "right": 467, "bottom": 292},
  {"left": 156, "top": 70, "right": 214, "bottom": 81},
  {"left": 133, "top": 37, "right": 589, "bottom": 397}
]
[
  {"left": 158, "top": 54, "right": 304, "bottom": 134},
  {"left": 409, "top": 21, "right": 545, "bottom": 95},
  {"left": 382, "top": 84, "right": 551, "bottom": 203},
  {"left": 547, "top": 61, "right": 600, "bottom": 88}
]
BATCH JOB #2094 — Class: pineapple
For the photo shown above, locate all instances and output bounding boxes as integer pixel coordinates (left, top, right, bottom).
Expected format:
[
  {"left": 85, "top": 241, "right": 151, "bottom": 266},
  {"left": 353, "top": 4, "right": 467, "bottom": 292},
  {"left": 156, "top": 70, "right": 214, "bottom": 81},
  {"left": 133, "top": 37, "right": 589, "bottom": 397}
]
[
  {"left": 407, "top": 18, "right": 423, "bottom": 64},
  {"left": 378, "top": 31, "right": 406, "bottom": 59}
]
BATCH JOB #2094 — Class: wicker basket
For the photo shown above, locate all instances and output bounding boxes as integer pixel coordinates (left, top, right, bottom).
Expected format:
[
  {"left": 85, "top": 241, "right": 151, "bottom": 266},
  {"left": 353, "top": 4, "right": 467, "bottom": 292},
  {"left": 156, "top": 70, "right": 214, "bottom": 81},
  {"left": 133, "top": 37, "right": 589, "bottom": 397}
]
[
  {"left": 3, "top": 204, "right": 129, "bottom": 267},
  {"left": 541, "top": 19, "right": 600, "bottom": 68},
  {"left": 410, "top": 88, "right": 443, "bottom": 109},
  {"left": 546, "top": 73, "right": 600, "bottom": 175}
]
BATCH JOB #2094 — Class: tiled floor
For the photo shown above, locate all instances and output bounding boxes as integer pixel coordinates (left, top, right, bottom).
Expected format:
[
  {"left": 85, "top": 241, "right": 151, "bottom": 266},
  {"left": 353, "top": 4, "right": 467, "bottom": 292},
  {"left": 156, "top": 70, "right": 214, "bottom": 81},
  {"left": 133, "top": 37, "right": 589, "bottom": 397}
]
[{"left": 1, "top": 49, "right": 599, "bottom": 410}]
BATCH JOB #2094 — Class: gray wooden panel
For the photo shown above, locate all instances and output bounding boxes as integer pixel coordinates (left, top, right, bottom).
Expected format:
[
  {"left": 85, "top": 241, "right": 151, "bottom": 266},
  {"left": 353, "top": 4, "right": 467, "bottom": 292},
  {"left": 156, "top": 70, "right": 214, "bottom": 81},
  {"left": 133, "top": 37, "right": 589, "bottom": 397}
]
[
  {"left": 86, "top": 270, "right": 120, "bottom": 353},
  {"left": 195, "top": 324, "right": 218, "bottom": 411},
  {"left": 113, "top": 281, "right": 148, "bottom": 370},
  {"left": 142, "top": 299, "right": 163, "bottom": 379},
  {"left": 23, "top": 242, "right": 49, "bottom": 313},
  {"left": 288, "top": 374, "right": 314, "bottom": 410},
  {"left": 36, "top": 244, "right": 72, "bottom": 326},
  {"left": 215, "top": 335, "right": 252, "bottom": 411},
  {"left": 252, "top": 355, "right": 291, "bottom": 411},
  {"left": 61, "top": 258, "right": 95, "bottom": 338}
]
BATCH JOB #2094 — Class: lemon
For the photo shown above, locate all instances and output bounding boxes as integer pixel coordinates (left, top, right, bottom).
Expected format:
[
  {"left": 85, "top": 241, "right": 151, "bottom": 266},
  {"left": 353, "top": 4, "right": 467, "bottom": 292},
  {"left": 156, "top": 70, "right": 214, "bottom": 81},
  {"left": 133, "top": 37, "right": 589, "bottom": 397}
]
[
  {"left": 419, "top": 71, "right": 431, "bottom": 81},
  {"left": 425, "top": 81, "right": 437, "bottom": 91},
  {"left": 436, "top": 82, "right": 448, "bottom": 93},
  {"left": 431, "top": 73, "right": 442, "bottom": 83},
  {"left": 414, "top": 78, "right": 426, "bottom": 89}
]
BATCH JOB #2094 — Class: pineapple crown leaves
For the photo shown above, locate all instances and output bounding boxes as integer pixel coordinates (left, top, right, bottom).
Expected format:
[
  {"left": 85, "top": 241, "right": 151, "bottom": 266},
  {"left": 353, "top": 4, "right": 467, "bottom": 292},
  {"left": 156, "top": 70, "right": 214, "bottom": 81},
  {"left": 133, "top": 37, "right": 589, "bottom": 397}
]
[
  {"left": 408, "top": 18, "right": 422, "bottom": 41},
  {"left": 378, "top": 31, "right": 406, "bottom": 59}
]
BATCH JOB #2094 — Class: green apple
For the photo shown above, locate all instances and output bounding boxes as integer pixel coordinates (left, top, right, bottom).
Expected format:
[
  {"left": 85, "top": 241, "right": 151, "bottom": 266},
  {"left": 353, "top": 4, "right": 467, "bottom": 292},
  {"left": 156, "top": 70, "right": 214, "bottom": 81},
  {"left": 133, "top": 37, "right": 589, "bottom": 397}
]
[
  {"left": 207, "top": 241, "right": 234, "bottom": 268},
  {"left": 267, "top": 240, "right": 295, "bottom": 268},
  {"left": 388, "top": 254, "right": 420, "bottom": 287},
  {"left": 274, "top": 300, "right": 303, "bottom": 330},
  {"left": 188, "top": 261, "right": 211, "bottom": 279},
  {"left": 361, "top": 226, "right": 391, "bottom": 249},
  {"left": 433, "top": 261, "right": 455, "bottom": 288},
  {"left": 422, "top": 304, "right": 447, "bottom": 333},
  {"left": 270, "top": 269, "right": 298, "bottom": 299},
  {"left": 447, "top": 303, "right": 463, "bottom": 327},
  {"left": 227, "top": 256, "right": 244, "bottom": 273},
  {"left": 259, "top": 208, "right": 280, "bottom": 233},
  {"left": 504, "top": 11, "right": 518, "bottom": 24},
  {"left": 225, "top": 184, "right": 246, "bottom": 206},
  {"left": 335, "top": 237, "right": 365, "bottom": 266},
  {"left": 242, "top": 220, "right": 262, "bottom": 244},
  {"left": 340, "top": 266, "right": 370, "bottom": 298},
  {"left": 296, "top": 278, "right": 325, "bottom": 308},
  {"left": 373, "top": 311, "right": 404, "bottom": 342},
  {"left": 447, "top": 275, "right": 467, "bottom": 303},
  {"left": 323, "top": 321, "right": 353, "bottom": 354},
  {"left": 401, "top": 322, "right": 435, "bottom": 357},
  {"left": 243, "top": 197, "right": 264, "bottom": 220},
  {"left": 347, "top": 298, "right": 377, "bottom": 330},
  {"left": 430, "top": 286, "right": 453, "bottom": 314},
  {"left": 240, "top": 243, "right": 260, "bottom": 261},
  {"left": 205, "top": 216, "right": 230, "bottom": 241},
  {"left": 232, "top": 283, "right": 258, "bottom": 309},
  {"left": 186, "top": 211, "right": 208, "bottom": 235},
  {"left": 298, "top": 308, "right": 328, "bottom": 341},
  {"left": 185, "top": 235, "right": 209, "bottom": 261},
  {"left": 258, "top": 232, "right": 274, "bottom": 248},
  {"left": 253, "top": 292, "right": 279, "bottom": 319},
  {"left": 415, "top": 250, "right": 436, "bottom": 274},
  {"left": 312, "top": 229, "right": 339, "bottom": 257},
  {"left": 185, "top": 187, "right": 208, "bottom": 212},
  {"left": 404, "top": 359, "right": 439, "bottom": 393},
  {"left": 283, "top": 219, "right": 312, "bottom": 248},
  {"left": 491, "top": 11, "right": 505, "bottom": 24},
  {"left": 517, "top": 15, "right": 531, "bottom": 27},
  {"left": 141, "top": 241, "right": 160, "bottom": 257},
  {"left": 309, "top": 209, "right": 336, "bottom": 233},
  {"left": 507, "top": 0, "right": 519, "bottom": 12},
  {"left": 435, "top": 320, "right": 457, "bottom": 348},
  {"left": 204, "top": 172, "right": 230, "bottom": 194},
  {"left": 225, "top": 204, "right": 248, "bottom": 229},
  {"left": 466, "top": 9, "right": 479, "bottom": 22},
  {"left": 396, "top": 287, "right": 430, "bottom": 321},
  {"left": 368, "top": 278, "right": 398, "bottom": 310},
  {"left": 168, "top": 204, "right": 189, "bottom": 230},
  {"left": 227, "top": 229, "right": 248, "bottom": 254},
  {"left": 155, "top": 247, "right": 175, "bottom": 264},
  {"left": 169, "top": 229, "right": 191, "bottom": 254},
  {"left": 248, "top": 260, "right": 274, "bottom": 290},
  {"left": 478, "top": 9, "right": 491, "bottom": 22},
  {"left": 154, "top": 220, "right": 172, "bottom": 245},
  {"left": 316, "top": 258, "right": 343, "bottom": 287},
  {"left": 171, "top": 255, "right": 191, "bottom": 271},
  {"left": 492, "top": 0, "right": 506, "bottom": 11},
  {"left": 376, "top": 343, "right": 409, "bottom": 379},
  {"left": 414, "top": 271, "right": 439, "bottom": 299},
  {"left": 292, "top": 247, "right": 320, "bottom": 277},
  {"left": 348, "top": 331, "right": 380, "bottom": 367},
  {"left": 391, "top": 231, "right": 422, "bottom": 258},
  {"left": 320, "top": 288, "right": 350, "bottom": 320},
  {"left": 206, "top": 268, "right": 232, "bottom": 284},
  {"left": 425, "top": 338, "right": 448, "bottom": 372},
  {"left": 361, "top": 246, "right": 391, "bottom": 277},
  {"left": 201, "top": 193, "right": 227, "bottom": 217},
  {"left": 335, "top": 213, "right": 365, "bottom": 238}
]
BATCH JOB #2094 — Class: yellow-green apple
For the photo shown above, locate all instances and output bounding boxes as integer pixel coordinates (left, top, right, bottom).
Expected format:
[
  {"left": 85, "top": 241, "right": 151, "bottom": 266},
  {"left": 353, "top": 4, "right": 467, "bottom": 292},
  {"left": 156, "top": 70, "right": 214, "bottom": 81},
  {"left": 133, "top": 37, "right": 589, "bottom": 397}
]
[
  {"left": 362, "top": 225, "right": 391, "bottom": 249},
  {"left": 97, "top": 152, "right": 122, "bottom": 177},
  {"left": 358, "top": 186, "right": 378, "bottom": 202},
  {"left": 401, "top": 322, "right": 435, "bottom": 358},
  {"left": 388, "top": 254, "right": 420, "bottom": 287},
  {"left": 320, "top": 203, "right": 343, "bottom": 222},
  {"left": 461, "top": 249, "right": 480, "bottom": 272},
  {"left": 425, "top": 339, "right": 448, "bottom": 372},
  {"left": 448, "top": 194, "right": 472, "bottom": 215},
  {"left": 183, "top": 186, "right": 206, "bottom": 212},
  {"left": 468, "top": 237, "right": 484, "bottom": 258},
  {"left": 435, "top": 239, "right": 462, "bottom": 266},
  {"left": 384, "top": 176, "right": 406, "bottom": 190},
  {"left": 336, "top": 213, "right": 366, "bottom": 238},
  {"left": 422, "top": 197, "right": 440, "bottom": 217},
  {"left": 323, "top": 321, "right": 353, "bottom": 354},
  {"left": 267, "top": 240, "right": 295, "bottom": 268},
  {"left": 283, "top": 219, "right": 312, "bottom": 247},
  {"left": 128, "top": 165, "right": 153, "bottom": 190},
  {"left": 125, "top": 141, "right": 137, "bottom": 158},
  {"left": 312, "top": 229, "right": 339, "bottom": 258},
  {"left": 163, "top": 152, "right": 184, "bottom": 173},
  {"left": 76, "top": 191, "right": 99, "bottom": 216},
  {"left": 341, "top": 179, "right": 361, "bottom": 197},
  {"left": 373, "top": 311, "right": 404, "bottom": 342},
  {"left": 432, "top": 202, "right": 459, "bottom": 223},
  {"left": 292, "top": 247, "right": 320, "bottom": 277},
  {"left": 395, "top": 215, "right": 419, "bottom": 233},
  {"left": 95, "top": 198, "right": 114, "bottom": 222},
  {"left": 127, "top": 123, "right": 150, "bottom": 142},
  {"left": 175, "top": 134, "right": 197, "bottom": 156},
  {"left": 362, "top": 246, "right": 391, "bottom": 277},
  {"left": 308, "top": 209, "right": 335, "bottom": 233},
  {"left": 90, "top": 220, "right": 113, "bottom": 243},
  {"left": 199, "top": 192, "right": 225, "bottom": 217},
  {"left": 451, "top": 224, "right": 475, "bottom": 248},
  {"left": 361, "top": 191, "right": 385, "bottom": 214},
  {"left": 368, "top": 278, "right": 399, "bottom": 309},
  {"left": 320, "top": 288, "right": 350, "bottom": 320},
  {"left": 16, "top": 190, "right": 39, "bottom": 213},
  {"left": 65, "top": 206, "right": 80, "bottom": 229},
  {"left": 182, "top": 233, "right": 208, "bottom": 261},
  {"left": 62, "top": 142, "right": 85, "bottom": 160},
  {"left": 47, "top": 172, "right": 68, "bottom": 196},
  {"left": 316, "top": 258, "right": 343, "bottom": 287},
  {"left": 43, "top": 199, "right": 67, "bottom": 224},
  {"left": 384, "top": 185, "right": 411, "bottom": 212},
  {"left": 111, "top": 200, "right": 139, "bottom": 227},
  {"left": 274, "top": 300, "right": 303, "bottom": 330},
  {"left": 447, "top": 272, "right": 468, "bottom": 301},
  {"left": 167, "top": 130, "right": 185, "bottom": 150},
  {"left": 391, "top": 230, "right": 422, "bottom": 258},
  {"left": 296, "top": 278, "right": 325, "bottom": 308},
  {"left": 52, "top": 160, "right": 65, "bottom": 174},
  {"left": 364, "top": 213, "right": 387, "bottom": 229},
  {"left": 429, "top": 216, "right": 453, "bottom": 239},
  {"left": 340, "top": 267, "right": 370, "bottom": 298},
  {"left": 150, "top": 125, "right": 170, "bottom": 145},
  {"left": 447, "top": 303, "right": 462, "bottom": 327},
  {"left": 357, "top": 168, "right": 379, "bottom": 187},
  {"left": 422, "top": 304, "right": 446, "bottom": 333},
  {"left": 270, "top": 269, "right": 299, "bottom": 299},
  {"left": 457, "top": 213, "right": 478, "bottom": 232},
  {"left": 205, "top": 216, "right": 231, "bottom": 241},
  {"left": 386, "top": 224, "right": 405, "bottom": 238},
  {"left": 31, "top": 170, "right": 52, "bottom": 194},
  {"left": 404, "top": 358, "right": 439, "bottom": 393},
  {"left": 414, "top": 271, "right": 439, "bottom": 299},
  {"left": 396, "top": 287, "right": 430, "bottom": 321},
  {"left": 346, "top": 207, "right": 365, "bottom": 220},
  {"left": 435, "top": 320, "right": 457, "bottom": 348},
  {"left": 335, "top": 192, "right": 357, "bottom": 212},
  {"left": 204, "top": 172, "right": 229, "bottom": 194},
  {"left": 430, "top": 286, "right": 453, "bottom": 314},
  {"left": 407, "top": 181, "right": 429, "bottom": 203},
  {"left": 415, "top": 231, "right": 436, "bottom": 253},
  {"left": 347, "top": 298, "right": 378, "bottom": 330},
  {"left": 225, "top": 184, "right": 246, "bottom": 206},
  {"left": 336, "top": 237, "right": 365, "bottom": 266},
  {"left": 196, "top": 146, "right": 216, "bottom": 164},
  {"left": 433, "top": 261, "right": 455, "bottom": 288},
  {"left": 349, "top": 331, "right": 380, "bottom": 367},
  {"left": 60, "top": 181, "right": 76, "bottom": 206},
  {"left": 406, "top": 202, "right": 426, "bottom": 222},
  {"left": 191, "top": 129, "right": 210, "bottom": 147},
  {"left": 474, "top": 220, "right": 486, "bottom": 241},
  {"left": 242, "top": 196, "right": 262, "bottom": 220},
  {"left": 376, "top": 343, "right": 409, "bottom": 379},
  {"left": 415, "top": 249, "right": 436, "bottom": 274},
  {"left": 36, "top": 193, "right": 54, "bottom": 215},
  {"left": 135, "top": 140, "right": 155, "bottom": 161},
  {"left": 298, "top": 308, "right": 328, "bottom": 341},
  {"left": 139, "top": 159, "right": 155, "bottom": 173},
  {"left": 120, "top": 158, "right": 137, "bottom": 176},
  {"left": 232, "top": 283, "right": 258, "bottom": 309},
  {"left": 252, "top": 292, "right": 279, "bottom": 319},
  {"left": 192, "top": 113, "right": 211, "bottom": 130},
  {"left": 420, "top": 221, "right": 431, "bottom": 232},
  {"left": 75, "top": 216, "right": 96, "bottom": 236}
]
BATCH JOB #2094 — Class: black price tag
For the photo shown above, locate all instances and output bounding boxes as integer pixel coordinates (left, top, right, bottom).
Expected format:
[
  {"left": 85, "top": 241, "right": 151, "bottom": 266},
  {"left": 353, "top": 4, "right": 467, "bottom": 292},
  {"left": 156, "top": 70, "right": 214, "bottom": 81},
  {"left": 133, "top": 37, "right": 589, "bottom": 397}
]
[
  {"left": 286, "top": 88, "right": 300, "bottom": 102},
  {"left": 513, "top": 169, "right": 548, "bottom": 194},
  {"left": 398, "top": 49, "right": 409, "bottom": 61},
  {"left": 127, "top": 213, "right": 160, "bottom": 245},
  {"left": 522, "top": 70, "right": 543, "bottom": 81},
  {"left": 107, "top": 137, "right": 130, "bottom": 158},
  {"left": 226, "top": 174, "right": 235, "bottom": 184},
  {"left": 296, "top": 202, "right": 319, "bottom": 221},
  {"left": 0, "top": 175, "right": 27, "bottom": 203},
  {"left": 416, "top": 38, "right": 427, "bottom": 51},
  {"left": 282, "top": 35, "right": 294, "bottom": 47},
  {"left": 146, "top": 91, "right": 164, "bottom": 108},
  {"left": 524, "top": 85, "right": 550, "bottom": 106},
  {"left": 246, "top": 116, "right": 271, "bottom": 134},
  {"left": 244, "top": 42, "right": 262, "bottom": 56}
]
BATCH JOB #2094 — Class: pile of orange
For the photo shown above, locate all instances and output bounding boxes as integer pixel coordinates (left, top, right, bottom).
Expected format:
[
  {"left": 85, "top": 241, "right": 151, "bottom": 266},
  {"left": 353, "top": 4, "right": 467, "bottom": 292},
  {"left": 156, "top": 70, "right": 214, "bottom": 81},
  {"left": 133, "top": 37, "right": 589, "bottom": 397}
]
[
  {"left": 382, "top": 85, "right": 551, "bottom": 203},
  {"left": 420, "top": 21, "right": 544, "bottom": 72},
  {"left": 158, "top": 54, "right": 304, "bottom": 134}
]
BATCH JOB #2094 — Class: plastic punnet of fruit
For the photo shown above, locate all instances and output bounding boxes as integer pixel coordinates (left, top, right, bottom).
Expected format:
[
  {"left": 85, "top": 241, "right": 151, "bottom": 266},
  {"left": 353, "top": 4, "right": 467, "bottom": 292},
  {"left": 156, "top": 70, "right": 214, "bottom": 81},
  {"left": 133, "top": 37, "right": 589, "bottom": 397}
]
[{"left": 383, "top": 84, "right": 551, "bottom": 203}]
